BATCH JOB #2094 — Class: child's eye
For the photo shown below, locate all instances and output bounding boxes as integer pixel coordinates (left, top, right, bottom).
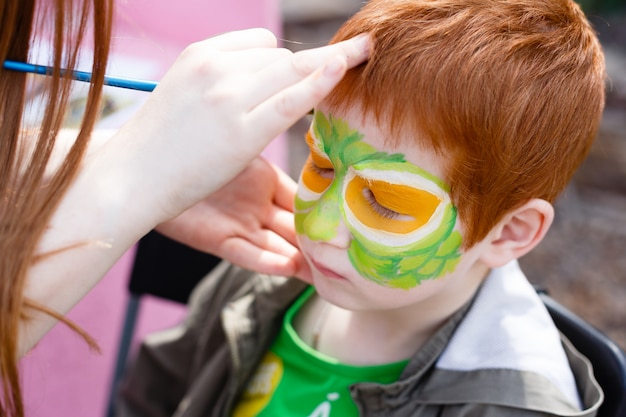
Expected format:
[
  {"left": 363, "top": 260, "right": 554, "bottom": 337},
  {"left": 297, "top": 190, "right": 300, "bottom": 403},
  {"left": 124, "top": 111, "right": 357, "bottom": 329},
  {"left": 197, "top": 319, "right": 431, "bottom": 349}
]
[
  {"left": 308, "top": 160, "right": 334, "bottom": 178},
  {"left": 301, "top": 155, "right": 333, "bottom": 194},
  {"left": 362, "top": 188, "right": 400, "bottom": 219}
]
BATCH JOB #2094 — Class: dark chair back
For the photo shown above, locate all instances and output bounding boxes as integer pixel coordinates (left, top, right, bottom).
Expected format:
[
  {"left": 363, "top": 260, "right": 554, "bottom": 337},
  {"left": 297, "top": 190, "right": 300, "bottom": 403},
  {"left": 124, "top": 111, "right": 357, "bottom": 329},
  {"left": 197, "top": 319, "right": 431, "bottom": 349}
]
[
  {"left": 128, "top": 231, "right": 221, "bottom": 302},
  {"left": 538, "top": 291, "right": 626, "bottom": 417},
  {"left": 106, "top": 231, "right": 221, "bottom": 417}
]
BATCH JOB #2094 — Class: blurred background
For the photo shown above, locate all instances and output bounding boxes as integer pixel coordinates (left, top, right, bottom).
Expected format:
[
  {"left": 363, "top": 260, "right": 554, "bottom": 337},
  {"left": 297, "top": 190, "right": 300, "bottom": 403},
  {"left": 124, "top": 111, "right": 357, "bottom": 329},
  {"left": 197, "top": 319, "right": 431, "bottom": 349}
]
[{"left": 17, "top": 0, "right": 626, "bottom": 416}]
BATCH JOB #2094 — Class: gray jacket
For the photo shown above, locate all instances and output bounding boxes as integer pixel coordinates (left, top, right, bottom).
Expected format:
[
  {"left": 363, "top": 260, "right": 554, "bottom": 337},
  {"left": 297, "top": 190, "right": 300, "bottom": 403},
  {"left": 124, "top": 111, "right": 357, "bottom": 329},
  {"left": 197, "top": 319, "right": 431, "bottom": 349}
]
[{"left": 117, "top": 261, "right": 603, "bottom": 417}]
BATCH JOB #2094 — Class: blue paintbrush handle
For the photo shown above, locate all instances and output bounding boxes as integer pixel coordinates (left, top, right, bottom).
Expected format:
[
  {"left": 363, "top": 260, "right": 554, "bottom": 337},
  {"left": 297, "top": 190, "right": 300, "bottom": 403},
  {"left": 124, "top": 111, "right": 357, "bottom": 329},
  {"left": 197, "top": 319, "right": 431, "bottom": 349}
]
[{"left": 2, "top": 60, "right": 158, "bottom": 92}]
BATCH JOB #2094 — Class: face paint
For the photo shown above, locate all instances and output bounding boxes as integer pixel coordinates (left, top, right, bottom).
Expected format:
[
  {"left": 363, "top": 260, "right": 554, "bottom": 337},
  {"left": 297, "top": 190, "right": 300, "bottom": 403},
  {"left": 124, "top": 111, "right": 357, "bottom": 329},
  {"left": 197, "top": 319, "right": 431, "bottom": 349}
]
[{"left": 295, "top": 111, "right": 462, "bottom": 289}]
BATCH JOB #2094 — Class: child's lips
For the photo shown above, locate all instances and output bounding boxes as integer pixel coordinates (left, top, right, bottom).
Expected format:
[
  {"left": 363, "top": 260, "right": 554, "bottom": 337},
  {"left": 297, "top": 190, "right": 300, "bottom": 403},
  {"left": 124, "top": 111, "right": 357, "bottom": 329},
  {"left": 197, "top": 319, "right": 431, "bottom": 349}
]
[{"left": 311, "top": 259, "right": 346, "bottom": 280}]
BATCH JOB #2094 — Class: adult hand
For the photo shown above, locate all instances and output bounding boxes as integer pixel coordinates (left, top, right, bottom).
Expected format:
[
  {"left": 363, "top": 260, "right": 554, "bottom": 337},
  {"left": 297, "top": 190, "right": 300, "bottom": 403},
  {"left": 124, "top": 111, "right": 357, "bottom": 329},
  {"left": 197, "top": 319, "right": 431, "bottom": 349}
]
[
  {"left": 156, "top": 158, "right": 312, "bottom": 281},
  {"left": 114, "top": 28, "right": 370, "bottom": 226}
]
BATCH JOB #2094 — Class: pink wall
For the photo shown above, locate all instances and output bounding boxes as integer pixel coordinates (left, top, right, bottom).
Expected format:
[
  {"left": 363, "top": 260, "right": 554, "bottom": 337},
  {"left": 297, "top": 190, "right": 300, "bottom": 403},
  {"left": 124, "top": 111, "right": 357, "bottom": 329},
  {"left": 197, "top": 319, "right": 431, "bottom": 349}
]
[
  {"left": 19, "top": 1, "right": 282, "bottom": 416},
  {"left": 112, "top": 0, "right": 281, "bottom": 72}
]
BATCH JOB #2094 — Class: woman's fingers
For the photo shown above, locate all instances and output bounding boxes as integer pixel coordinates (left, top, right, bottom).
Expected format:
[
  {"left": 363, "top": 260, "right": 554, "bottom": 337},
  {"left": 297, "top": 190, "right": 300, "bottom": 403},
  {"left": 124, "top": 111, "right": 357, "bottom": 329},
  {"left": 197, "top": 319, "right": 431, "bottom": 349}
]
[
  {"left": 269, "top": 160, "right": 298, "bottom": 210},
  {"left": 219, "top": 233, "right": 299, "bottom": 276},
  {"left": 245, "top": 55, "right": 348, "bottom": 141},
  {"left": 266, "top": 206, "right": 298, "bottom": 247},
  {"left": 243, "top": 34, "right": 370, "bottom": 106},
  {"left": 209, "top": 47, "right": 293, "bottom": 75},
  {"left": 291, "top": 34, "right": 371, "bottom": 74}
]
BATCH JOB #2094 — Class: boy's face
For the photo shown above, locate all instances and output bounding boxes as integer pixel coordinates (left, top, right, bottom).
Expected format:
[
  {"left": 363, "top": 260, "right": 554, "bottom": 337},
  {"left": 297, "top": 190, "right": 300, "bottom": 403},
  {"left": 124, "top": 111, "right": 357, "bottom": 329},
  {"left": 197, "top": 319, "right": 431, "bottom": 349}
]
[{"left": 296, "top": 107, "right": 483, "bottom": 311}]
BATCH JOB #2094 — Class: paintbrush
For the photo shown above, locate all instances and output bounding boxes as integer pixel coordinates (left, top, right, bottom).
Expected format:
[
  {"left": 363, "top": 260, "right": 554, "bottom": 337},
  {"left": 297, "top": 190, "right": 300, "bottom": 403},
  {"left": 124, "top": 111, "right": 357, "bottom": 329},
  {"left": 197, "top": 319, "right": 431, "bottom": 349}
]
[{"left": 2, "top": 60, "right": 158, "bottom": 92}]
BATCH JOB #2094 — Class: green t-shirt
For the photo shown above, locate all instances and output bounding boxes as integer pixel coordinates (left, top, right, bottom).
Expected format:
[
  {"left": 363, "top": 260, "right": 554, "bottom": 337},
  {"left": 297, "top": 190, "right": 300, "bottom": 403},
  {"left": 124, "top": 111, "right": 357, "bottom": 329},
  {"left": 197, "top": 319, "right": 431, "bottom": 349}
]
[{"left": 232, "top": 287, "right": 408, "bottom": 417}]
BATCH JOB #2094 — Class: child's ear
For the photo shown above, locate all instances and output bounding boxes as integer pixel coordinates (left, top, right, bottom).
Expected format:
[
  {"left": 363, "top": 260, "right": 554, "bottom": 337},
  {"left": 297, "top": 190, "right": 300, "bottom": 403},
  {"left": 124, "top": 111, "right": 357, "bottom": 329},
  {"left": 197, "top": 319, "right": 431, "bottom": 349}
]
[{"left": 480, "top": 199, "right": 554, "bottom": 268}]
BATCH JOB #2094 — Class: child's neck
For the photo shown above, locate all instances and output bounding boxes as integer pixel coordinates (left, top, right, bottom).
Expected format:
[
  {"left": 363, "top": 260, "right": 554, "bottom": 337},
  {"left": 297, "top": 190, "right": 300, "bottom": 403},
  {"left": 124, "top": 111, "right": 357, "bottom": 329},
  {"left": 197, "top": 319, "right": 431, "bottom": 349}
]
[
  {"left": 293, "top": 265, "right": 489, "bottom": 365},
  {"left": 295, "top": 298, "right": 443, "bottom": 364}
]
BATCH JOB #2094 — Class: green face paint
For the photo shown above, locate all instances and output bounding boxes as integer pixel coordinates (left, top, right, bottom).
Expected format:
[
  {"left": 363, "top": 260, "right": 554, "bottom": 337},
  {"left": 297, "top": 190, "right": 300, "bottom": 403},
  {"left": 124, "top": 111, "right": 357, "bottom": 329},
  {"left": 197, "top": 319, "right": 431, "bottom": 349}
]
[{"left": 296, "top": 111, "right": 462, "bottom": 289}]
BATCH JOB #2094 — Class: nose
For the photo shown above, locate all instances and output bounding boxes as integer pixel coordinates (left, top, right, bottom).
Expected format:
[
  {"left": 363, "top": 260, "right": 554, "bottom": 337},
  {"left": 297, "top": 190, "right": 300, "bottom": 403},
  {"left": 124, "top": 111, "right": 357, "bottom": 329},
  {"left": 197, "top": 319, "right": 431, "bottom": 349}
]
[{"left": 301, "top": 189, "right": 352, "bottom": 249}]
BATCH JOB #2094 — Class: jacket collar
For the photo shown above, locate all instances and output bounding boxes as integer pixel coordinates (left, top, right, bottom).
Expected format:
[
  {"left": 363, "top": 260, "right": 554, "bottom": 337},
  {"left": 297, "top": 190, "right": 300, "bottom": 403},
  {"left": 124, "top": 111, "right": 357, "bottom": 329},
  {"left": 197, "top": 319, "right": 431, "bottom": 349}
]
[{"left": 221, "top": 264, "right": 602, "bottom": 416}]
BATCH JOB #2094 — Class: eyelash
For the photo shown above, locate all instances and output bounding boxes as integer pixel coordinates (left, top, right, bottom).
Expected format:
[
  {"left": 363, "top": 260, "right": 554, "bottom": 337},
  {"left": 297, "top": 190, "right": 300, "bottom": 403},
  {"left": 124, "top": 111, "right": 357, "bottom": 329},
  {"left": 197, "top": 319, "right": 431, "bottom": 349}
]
[
  {"left": 362, "top": 188, "right": 400, "bottom": 219},
  {"left": 309, "top": 160, "right": 334, "bottom": 177}
]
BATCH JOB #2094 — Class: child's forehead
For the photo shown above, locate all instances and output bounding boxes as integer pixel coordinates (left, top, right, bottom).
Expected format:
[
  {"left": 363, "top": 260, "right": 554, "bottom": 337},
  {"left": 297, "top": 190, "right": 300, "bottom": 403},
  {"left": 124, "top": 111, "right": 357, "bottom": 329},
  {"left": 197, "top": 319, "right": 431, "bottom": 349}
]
[{"left": 310, "top": 105, "right": 449, "bottom": 179}]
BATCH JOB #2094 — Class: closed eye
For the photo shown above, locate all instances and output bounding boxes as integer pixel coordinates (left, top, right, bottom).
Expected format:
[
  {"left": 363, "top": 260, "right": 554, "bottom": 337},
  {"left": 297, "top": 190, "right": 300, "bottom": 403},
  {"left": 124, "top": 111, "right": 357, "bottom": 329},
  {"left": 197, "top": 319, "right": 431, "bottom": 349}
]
[
  {"left": 362, "top": 188, "right": 400, "bottom": 220},
  {"left": 308, "top": 159, "right": 334, "bottom": 178}
]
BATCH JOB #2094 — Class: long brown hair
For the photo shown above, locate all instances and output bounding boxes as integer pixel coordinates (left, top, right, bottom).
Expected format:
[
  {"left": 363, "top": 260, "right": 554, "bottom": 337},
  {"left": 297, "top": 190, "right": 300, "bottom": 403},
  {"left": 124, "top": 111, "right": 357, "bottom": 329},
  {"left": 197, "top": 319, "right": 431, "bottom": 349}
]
[
  {"left": 326, "top": 0, "right": 606, "bottom": 248},
  {"left": 0, "top": 0, "right": 113, "bottom": 414}
]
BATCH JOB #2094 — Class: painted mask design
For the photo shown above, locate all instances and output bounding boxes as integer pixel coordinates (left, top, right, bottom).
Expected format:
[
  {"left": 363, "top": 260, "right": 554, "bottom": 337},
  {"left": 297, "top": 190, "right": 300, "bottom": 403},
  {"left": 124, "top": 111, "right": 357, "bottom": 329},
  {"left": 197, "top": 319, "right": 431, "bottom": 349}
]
[{"left": 295, "top": 111, "right": 462, "bottom": 289}]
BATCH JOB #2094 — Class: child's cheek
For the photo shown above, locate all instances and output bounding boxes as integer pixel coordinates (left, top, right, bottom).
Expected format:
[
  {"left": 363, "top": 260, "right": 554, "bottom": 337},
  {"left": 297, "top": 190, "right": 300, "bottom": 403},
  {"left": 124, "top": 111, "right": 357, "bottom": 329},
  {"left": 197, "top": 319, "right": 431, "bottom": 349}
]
[
  {"left": 294, "top": 184, "right": 343, "bottom": 242},
  {"left": 294, "top": 183, "right": 310, "bottom": 237},
  {"left": 345, "top": 203, "right": 463, "bottom": 289}
]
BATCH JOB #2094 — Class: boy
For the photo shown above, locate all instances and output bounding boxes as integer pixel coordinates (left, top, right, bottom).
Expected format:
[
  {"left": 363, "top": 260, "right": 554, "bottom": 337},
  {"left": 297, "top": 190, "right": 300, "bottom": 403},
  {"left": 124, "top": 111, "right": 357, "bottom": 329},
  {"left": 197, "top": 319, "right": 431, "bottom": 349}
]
[{"left": 117, "top": 0, "right": 605, "bottom": 416}]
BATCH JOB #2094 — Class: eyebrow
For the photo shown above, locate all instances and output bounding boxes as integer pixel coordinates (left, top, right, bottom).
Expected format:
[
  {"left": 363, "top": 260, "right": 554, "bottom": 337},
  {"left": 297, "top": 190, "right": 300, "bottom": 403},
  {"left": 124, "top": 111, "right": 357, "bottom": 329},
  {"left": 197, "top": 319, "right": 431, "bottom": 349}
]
[{"left": 3, "top": 60, "right": 158, "bottom": 92}]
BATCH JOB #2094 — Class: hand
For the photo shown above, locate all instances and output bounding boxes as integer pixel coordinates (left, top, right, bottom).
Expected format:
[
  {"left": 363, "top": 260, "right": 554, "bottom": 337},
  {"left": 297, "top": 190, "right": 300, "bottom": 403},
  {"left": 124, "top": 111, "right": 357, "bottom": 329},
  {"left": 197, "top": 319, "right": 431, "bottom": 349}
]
[
  {"left": 113, "top": 28, "right": 370, "bottom": 226},
  {"left": 155, "top": 158, "right": 312, "bottom": 281}
]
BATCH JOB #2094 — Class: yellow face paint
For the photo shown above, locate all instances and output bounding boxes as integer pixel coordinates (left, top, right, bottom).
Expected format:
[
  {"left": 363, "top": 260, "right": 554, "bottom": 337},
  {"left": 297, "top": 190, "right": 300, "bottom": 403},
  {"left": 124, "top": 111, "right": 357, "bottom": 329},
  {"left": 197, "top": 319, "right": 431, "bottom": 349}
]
[
  {"left": 301, "top": 157, "right": 332, "bottom": 194},
  {"left": 345, "top": 176, "right": 442, "bottom": 234},
  {"left": 301, "top": 132, "right": 334, "bottom": 193}
]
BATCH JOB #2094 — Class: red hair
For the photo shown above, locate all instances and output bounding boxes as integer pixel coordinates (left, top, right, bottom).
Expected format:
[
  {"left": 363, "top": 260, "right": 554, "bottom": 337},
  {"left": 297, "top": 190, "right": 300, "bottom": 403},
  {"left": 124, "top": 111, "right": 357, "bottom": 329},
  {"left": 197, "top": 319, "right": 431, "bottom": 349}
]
[
  {"left": 0, "top": 1, "right": 113, "bottom": 415},
  {"left": 326, "top": 0, "right": 606, "bottom": 247}
]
